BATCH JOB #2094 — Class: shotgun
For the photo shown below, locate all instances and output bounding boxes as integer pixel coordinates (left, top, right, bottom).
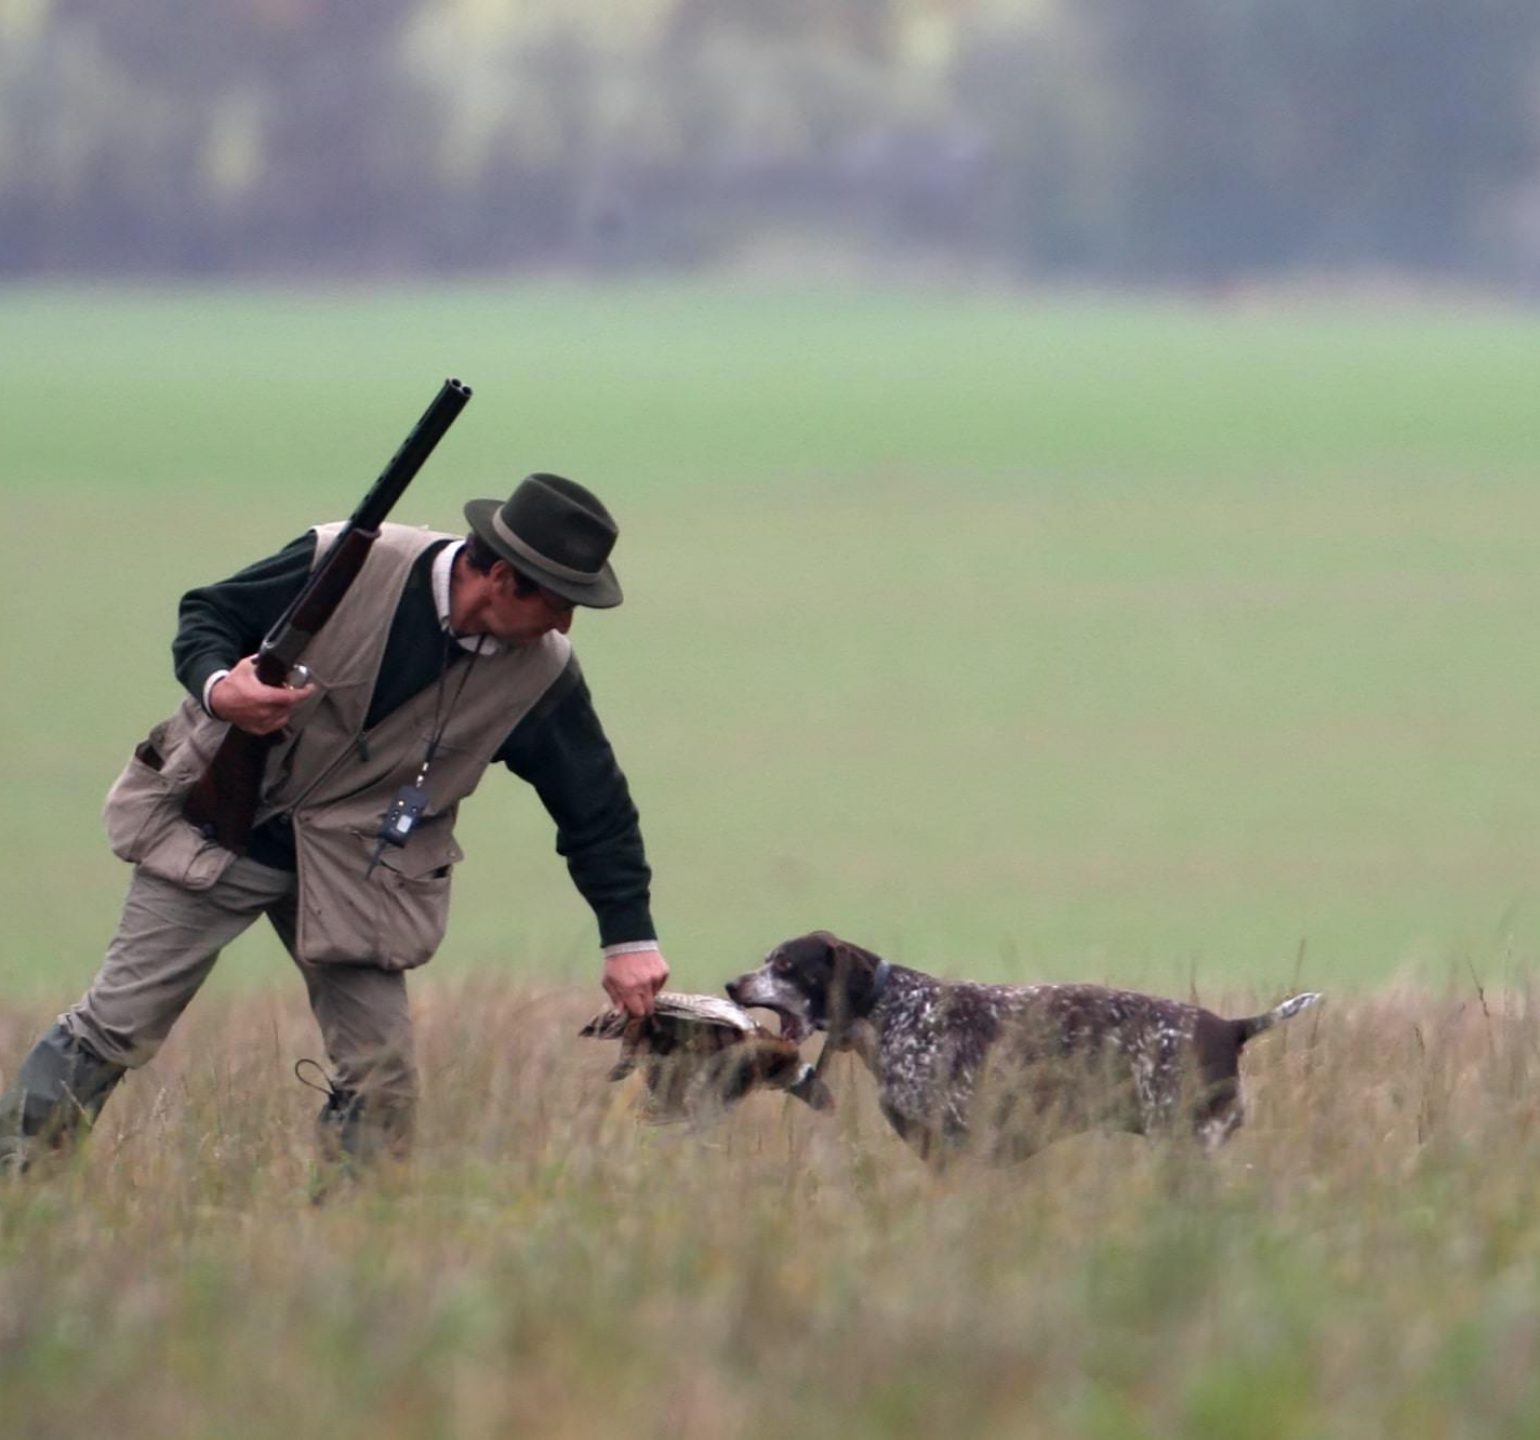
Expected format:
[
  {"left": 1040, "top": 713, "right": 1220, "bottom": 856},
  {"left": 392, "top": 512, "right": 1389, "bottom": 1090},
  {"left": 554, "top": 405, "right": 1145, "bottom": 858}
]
[{"left": 182, "top": 377, "right": 473, "bottom": 852}]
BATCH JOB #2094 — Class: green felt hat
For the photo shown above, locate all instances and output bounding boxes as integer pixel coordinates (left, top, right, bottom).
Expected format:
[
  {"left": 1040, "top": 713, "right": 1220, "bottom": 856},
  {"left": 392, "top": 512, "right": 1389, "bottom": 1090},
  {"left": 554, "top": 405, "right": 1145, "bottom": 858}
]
[{"left": 464, "top": 472, "right": 622, "bottom": 608}]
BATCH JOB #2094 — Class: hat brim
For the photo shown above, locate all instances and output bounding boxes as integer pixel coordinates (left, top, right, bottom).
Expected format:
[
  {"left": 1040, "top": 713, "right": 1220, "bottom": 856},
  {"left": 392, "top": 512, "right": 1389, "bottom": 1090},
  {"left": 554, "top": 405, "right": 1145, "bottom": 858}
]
[{"left": 463, "top": 499, "right": 623, "bottom": 609}]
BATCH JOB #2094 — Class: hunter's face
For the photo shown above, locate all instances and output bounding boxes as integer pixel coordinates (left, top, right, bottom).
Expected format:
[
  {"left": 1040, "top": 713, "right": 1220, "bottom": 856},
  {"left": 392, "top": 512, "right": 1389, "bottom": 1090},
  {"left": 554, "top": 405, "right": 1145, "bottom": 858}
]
[{"left": 484, "top": 566, "right": 575, "bottom": 643}]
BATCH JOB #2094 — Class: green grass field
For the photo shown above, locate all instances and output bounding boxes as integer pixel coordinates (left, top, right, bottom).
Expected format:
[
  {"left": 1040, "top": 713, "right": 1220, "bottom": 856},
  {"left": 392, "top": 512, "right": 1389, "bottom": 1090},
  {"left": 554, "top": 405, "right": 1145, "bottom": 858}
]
[
  {"left": 3, "top": 282, "right": 1537, "bottom": 997},
  {"left": 3, "top": 282, "right": 1540, "bottom": 1438},
  {"left": 4, "top": 985, "right": 1540, "bottom": 1440}
]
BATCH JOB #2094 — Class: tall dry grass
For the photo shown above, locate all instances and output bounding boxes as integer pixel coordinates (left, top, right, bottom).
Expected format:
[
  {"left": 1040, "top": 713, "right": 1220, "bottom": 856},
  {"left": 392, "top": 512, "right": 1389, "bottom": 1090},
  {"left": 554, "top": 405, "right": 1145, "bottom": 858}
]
[{"left": 4, "top": 978, "right": 1540, "bottom": 1439}]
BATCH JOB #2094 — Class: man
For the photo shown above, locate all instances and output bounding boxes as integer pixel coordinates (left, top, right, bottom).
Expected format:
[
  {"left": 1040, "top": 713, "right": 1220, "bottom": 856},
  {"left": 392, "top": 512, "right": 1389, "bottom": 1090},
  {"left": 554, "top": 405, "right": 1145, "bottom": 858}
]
[{"left": 0, "top": 472, "right": 669, "bottom": 1173}]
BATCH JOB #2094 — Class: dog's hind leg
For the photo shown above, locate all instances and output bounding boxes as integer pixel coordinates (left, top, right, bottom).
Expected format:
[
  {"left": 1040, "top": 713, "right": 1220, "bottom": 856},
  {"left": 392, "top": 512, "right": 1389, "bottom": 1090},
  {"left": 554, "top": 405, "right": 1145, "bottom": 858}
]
[{"left": 1190, "top": 1072, "right": 1245, "bottom": 1153}]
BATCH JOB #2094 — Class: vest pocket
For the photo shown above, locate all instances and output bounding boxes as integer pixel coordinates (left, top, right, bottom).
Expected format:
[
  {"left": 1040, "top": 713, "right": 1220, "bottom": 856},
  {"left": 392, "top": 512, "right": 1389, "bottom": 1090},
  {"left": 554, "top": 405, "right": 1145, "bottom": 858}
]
[
  {"left": 102, "top": 717, "right": 238, "bottom": 891},
  {"left": 295, "top": 822, "right": 463, "bottom": 971},
  {"left": 103, "top": 721, "right": 175, "bottom": 861}
]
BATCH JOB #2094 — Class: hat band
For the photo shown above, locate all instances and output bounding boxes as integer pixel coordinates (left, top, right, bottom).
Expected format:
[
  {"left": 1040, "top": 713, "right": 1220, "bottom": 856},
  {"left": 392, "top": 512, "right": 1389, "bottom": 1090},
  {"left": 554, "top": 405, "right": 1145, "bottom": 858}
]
[{"left": 492, "top": 508, "right": 603, "bottom": 584}]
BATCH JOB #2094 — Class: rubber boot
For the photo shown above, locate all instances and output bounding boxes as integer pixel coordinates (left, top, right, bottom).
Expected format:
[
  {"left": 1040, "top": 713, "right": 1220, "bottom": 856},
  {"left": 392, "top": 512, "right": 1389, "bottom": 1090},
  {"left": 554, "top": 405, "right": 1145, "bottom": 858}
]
[{"left": 0, "top": 1022, "right": 127, "bottom": 1174}]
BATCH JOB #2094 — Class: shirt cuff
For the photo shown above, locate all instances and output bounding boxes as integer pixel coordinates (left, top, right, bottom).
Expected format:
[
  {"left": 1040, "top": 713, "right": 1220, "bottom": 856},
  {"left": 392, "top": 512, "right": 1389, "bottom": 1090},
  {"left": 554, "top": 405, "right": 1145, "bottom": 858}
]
[
  {"left": 597, "top": 899, "right": 656, "bottom": 950},
  {"left": 201, "top": 669, "right": 231, "bottom": 718},
  {"left": 602, "top": 940, "right": 660, "bottom": 959}
]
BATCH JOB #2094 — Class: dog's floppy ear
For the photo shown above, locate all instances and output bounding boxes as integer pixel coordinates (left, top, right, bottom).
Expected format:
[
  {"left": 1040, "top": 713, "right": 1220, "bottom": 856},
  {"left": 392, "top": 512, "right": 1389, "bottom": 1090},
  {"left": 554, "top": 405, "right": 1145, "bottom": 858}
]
[
  {"left": 825, "top": 936, "right": 887, "bottom": 1026},
  {"left": 760, "top": 930, "right": 843, "bottom": 1031}
]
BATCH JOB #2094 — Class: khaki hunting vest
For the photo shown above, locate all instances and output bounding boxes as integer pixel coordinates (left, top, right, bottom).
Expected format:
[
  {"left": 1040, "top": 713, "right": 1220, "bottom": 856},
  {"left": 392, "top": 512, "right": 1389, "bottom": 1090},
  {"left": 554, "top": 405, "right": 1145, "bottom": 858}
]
[{"left": 103, "top": 523, "right": 571, "bottom": 969}]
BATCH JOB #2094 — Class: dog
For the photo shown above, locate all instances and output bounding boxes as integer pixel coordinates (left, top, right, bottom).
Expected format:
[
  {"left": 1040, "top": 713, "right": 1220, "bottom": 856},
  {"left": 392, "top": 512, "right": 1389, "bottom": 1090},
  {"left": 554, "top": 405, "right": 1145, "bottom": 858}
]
[{"left": 726, "top": 931, "right": 1320, "bottom": 1165}]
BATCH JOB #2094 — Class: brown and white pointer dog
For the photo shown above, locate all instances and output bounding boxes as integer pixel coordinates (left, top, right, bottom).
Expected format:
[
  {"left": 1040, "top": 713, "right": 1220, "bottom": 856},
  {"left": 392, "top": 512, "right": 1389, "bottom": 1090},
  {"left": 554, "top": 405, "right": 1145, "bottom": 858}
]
[{"left": 727, "top": 931, "right": 1320, "bottom": 1165}]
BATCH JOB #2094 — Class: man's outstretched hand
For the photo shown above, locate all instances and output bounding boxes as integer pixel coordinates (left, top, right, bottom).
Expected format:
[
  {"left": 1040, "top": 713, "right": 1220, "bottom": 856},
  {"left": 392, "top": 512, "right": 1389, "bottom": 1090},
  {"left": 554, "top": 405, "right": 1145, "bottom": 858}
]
[{"left": 603, "top": 947, "right": 669, "bottom": 1018}]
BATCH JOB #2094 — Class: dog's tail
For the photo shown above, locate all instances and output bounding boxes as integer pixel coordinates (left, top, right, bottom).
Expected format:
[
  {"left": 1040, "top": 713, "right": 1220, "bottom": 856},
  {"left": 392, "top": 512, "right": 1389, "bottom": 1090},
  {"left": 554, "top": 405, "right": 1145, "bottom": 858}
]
[{"left": 1234, "top": 991, "right": 1322, "bottom": 1045}]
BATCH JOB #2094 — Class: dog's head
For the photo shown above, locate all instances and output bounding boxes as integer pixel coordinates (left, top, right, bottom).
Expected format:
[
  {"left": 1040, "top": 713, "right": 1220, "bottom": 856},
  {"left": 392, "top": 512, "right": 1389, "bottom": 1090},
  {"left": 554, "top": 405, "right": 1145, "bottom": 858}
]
[{"left": 726, "top": 931, "right": 890, "bottom": 1045}]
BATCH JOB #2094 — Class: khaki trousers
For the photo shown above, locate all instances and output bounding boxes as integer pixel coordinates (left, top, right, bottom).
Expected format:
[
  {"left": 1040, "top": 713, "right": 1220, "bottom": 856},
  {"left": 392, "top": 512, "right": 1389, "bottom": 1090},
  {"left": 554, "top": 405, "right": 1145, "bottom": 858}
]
[{"left": 63, "top": 857, "right": 416, "bottom": 1111}]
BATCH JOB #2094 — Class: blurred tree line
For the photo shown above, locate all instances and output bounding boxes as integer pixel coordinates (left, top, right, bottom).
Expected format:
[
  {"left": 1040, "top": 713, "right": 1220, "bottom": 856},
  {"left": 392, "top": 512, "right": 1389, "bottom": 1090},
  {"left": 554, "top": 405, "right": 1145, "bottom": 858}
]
[{"left": 3, "top": 0, "right": 1538, "bottom": 284}]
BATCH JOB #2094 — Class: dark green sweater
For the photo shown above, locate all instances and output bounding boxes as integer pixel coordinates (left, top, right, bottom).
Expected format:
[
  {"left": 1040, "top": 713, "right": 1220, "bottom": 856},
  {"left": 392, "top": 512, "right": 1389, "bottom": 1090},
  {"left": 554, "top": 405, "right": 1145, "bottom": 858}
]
[{"left": 172, "top": 533, "right": 655, "bottom": 948}]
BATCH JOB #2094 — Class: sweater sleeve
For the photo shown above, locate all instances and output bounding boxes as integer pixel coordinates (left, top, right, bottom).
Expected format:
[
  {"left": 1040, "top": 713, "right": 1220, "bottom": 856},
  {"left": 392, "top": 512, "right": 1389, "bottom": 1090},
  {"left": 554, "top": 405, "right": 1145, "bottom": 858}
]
[
  {"left": 171, "top": 533, "right": 317, "bottom": 702},
  {"left": 497, "top": 658, "right": 657, "bottom": 948}
]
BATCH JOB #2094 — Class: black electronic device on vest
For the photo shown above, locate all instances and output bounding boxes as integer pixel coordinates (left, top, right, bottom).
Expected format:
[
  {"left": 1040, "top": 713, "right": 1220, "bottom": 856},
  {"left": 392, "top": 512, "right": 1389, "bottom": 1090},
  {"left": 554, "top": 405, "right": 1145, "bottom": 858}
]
[{"left": 367, "top": 783, "right": 430, "bottom": 874}]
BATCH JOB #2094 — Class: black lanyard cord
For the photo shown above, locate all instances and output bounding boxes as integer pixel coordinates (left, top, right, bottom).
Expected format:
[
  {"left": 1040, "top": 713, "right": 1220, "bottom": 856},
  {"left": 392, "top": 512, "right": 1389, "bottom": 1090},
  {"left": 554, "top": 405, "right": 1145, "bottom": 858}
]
[
  {"left": 369, "top": 633, "right": 486, "bottom": 874},
  {"left": 417, "top": 633, "right": 486, "bottom": 784}
]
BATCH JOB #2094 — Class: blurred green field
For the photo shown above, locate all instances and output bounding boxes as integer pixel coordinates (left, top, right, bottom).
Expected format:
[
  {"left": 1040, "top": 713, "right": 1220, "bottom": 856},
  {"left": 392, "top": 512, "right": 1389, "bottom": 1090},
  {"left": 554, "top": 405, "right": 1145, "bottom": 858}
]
[{"left": 2, "top": 282, "right": 1538, "bottom": 999}]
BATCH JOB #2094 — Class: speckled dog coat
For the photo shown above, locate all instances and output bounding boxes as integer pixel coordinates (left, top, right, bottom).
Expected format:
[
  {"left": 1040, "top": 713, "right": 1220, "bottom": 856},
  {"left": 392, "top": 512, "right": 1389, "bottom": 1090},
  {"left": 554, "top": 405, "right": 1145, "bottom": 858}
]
[{"left": 727, "top": 931, "right": 1320, "bottom": 1165}]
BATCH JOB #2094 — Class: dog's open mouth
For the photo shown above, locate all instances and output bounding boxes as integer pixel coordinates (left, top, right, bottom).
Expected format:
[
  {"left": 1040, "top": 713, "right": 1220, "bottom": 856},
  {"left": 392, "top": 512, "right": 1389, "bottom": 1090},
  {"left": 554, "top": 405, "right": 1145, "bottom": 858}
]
[{"left": 754, "top": 1004, "right": 811, "bottom": 1045}]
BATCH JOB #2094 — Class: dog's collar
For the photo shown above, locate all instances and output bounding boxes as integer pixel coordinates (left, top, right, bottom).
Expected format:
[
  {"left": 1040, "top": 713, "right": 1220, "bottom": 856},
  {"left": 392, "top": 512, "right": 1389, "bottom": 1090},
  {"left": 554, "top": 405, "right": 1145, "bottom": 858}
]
[{"left": 869, "top": 957, "right": 892, "bottom": 1012}]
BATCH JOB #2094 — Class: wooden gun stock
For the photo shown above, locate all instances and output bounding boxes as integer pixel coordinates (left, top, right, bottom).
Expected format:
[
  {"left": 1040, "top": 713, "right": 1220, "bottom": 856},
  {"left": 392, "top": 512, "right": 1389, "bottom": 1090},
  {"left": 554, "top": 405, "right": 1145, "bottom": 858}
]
[{"left": 182, "top": 378, "right": 472, "bottom": 853}]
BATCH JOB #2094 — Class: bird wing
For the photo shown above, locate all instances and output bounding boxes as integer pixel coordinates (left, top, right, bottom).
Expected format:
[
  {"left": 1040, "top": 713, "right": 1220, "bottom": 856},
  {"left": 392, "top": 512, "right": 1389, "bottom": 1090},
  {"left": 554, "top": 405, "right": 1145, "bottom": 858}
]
[
  {"left": 650, "top": 992, "right": 760, "bottom": 1035},
  {"left": 578, "top": 991, "right": 760, "bottom": 1042}
]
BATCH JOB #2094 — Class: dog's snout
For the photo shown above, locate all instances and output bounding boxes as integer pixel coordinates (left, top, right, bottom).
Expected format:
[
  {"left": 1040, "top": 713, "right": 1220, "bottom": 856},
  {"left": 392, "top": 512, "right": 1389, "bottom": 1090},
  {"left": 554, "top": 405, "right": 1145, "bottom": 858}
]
[{"left": 724, "top": 978, "right": 743, "bottom": 1003}]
